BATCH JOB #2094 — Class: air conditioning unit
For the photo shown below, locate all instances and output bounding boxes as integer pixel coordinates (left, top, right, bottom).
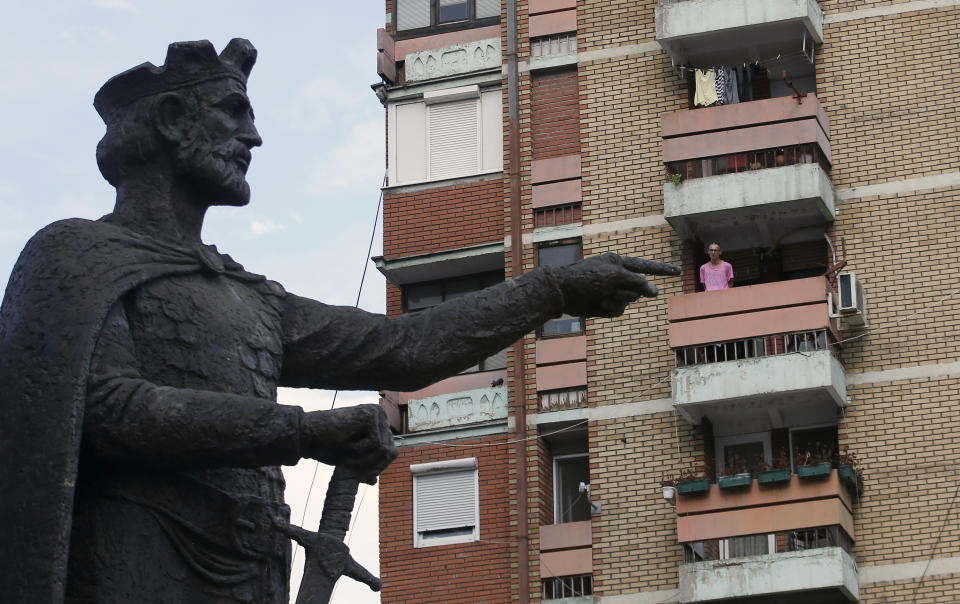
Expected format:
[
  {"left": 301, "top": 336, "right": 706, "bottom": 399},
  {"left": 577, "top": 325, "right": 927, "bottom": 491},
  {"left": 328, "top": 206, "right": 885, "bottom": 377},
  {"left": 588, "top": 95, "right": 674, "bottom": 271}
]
[{"left": 831, "top": 272, "right": 868, "bottom": 328}]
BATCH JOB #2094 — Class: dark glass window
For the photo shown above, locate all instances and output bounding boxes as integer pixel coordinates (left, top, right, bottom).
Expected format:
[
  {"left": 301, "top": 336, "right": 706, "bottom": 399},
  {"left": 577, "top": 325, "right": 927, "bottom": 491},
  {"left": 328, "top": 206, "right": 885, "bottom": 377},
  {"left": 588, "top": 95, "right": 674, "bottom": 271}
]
[
  {"left": 439, "top": 0, "right": 469, "bottom": 22},
  {"left": 538, "top": 241, "right": 583, "bottom": 337}
]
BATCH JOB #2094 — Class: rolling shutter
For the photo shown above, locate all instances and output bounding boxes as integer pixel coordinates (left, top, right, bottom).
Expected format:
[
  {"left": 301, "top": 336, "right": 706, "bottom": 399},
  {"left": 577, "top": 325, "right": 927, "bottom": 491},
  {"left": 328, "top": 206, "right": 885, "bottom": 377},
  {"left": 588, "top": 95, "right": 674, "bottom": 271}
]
[
  {"left": 397, "top": 0, "right": 431, "bottom": 31},
  {"left": 476, "top": 0, "right": 500, "bottom": 18},
  {"left": 428, "top": 99, "right": 479, "bottom": 180},
  {"left": 414, "top": 468, "right": 477, "bottom": 533}
]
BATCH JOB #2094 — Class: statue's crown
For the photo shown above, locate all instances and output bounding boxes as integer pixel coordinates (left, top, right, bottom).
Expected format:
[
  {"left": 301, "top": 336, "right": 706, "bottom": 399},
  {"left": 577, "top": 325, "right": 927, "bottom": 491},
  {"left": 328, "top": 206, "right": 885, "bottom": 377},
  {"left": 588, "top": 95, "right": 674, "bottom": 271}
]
[{"left": 94, "top": 38, "right": 257, "bottom": 122}]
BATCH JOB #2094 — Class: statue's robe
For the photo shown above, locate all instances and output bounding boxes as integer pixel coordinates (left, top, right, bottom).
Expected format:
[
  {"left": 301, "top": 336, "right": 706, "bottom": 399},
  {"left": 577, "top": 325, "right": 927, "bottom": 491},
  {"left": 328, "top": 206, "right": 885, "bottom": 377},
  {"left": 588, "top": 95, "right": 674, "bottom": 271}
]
[{"left": 0, "top": 218, "right": 562, "bottom": 603}]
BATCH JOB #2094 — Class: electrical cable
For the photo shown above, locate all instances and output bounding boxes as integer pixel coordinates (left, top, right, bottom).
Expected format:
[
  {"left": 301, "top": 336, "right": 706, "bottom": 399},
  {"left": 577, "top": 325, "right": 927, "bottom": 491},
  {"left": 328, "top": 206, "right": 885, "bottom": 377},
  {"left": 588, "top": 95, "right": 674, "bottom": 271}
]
[
  {"left": 911, "top": 479, "right": 960, "bottom": 603},
  {"left": 291, "top": 176, "right": 384, "bottom": 574}
]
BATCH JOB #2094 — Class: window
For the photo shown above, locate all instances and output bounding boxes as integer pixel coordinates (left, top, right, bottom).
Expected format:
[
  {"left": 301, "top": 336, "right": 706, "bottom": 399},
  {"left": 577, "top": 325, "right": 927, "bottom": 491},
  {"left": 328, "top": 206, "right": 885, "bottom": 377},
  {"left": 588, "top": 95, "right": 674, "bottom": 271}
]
[
  {"left": 537, "top": 241, "right": 583, "bottom": 337},
  {"left": 388, "top": 86, "right": 503, "bottom": 185},
  {"left": 715, "top": 432, "right": 771, "bottom": 476},
  {"left": 554, "top": 454, "right": 590, "bottom": 523},
  {"left": 412, "top": 458, "right": 479, "bottom": 547},
  {"left": 395, "top": 0, "right": 500, "bottom": 35},
  {"left": 790, "top": 424, "right": 838, "bottom": 470},
  {"left": 403, "top": 271, "right": 507, "bottom": 372}
]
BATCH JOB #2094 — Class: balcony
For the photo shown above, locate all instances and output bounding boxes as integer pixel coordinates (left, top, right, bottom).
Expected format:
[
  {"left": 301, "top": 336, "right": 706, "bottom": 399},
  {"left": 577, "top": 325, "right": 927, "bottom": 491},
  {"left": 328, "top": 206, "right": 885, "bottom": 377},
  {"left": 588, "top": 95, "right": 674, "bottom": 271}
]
[
  {"left": 540, "top": 521, "right": 592, "bottom": 600},
  {"left": 676, "top": 471, "right": 858, "bottom": 603},
  {"left": 669, "top": 277, "right": 845, "bottom": 429},
  {"left": 655, "top": 0, "right": 823, "bottom": 69},
  {"left": 662, "top": 95, "right": 834, "bottom": 248}
]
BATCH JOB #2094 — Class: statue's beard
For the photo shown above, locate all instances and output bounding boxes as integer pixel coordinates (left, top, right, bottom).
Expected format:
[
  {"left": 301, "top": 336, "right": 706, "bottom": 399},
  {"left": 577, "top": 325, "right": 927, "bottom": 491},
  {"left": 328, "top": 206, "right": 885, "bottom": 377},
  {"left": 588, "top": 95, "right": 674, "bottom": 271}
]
[{"left": 175, "top": 136, "right": 252, "bottom": 206}]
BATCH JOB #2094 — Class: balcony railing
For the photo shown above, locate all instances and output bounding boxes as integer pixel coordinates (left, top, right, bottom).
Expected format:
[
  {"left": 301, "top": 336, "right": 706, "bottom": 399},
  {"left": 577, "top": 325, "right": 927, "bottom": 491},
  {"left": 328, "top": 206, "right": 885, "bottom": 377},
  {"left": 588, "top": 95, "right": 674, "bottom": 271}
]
[
  {"left": 683, "top": 525, "right": 854, "bottom": 563},
  {"left": 675, "top": 328, "right": 830, "bottom": 367},
  {"left": 666, "top": 142, "right": 829, "bottom": 183},
  {"left": 542, "top": 574, "right": 593, "bottom": 599}
]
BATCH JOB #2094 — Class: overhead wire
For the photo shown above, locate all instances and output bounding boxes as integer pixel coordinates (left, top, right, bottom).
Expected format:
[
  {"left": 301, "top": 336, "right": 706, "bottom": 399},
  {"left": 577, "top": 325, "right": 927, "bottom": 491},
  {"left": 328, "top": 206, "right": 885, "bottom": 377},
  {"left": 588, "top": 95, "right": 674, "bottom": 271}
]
[{"left": 291, "top": 176, "right": 385, "bottom": 576}]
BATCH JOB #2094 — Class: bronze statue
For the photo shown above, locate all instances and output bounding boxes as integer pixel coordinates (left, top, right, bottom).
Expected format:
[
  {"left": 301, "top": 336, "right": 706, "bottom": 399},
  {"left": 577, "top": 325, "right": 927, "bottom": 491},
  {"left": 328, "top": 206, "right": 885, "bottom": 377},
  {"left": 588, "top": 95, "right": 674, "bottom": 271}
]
[{"left": 0, "top": 39, "right": 678, "bottom": 603}]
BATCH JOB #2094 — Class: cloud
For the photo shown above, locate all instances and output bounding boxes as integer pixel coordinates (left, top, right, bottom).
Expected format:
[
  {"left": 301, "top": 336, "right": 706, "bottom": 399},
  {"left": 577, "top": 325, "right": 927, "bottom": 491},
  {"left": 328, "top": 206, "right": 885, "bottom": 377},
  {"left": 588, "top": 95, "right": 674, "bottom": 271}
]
[
  {"left": 249, "top": 219, "right": 285, "bottom": 235},
  {"left": 304, "top": 119, "right": 384, "bottom": 194},
  {"left": 91, "top": 0, "right": 137, "bottom": 11}
]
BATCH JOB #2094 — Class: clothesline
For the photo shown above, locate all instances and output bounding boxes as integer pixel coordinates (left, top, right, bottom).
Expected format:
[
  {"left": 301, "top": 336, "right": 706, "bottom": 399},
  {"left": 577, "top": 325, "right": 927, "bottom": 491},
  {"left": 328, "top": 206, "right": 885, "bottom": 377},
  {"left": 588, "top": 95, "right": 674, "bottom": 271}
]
[{"left": 677, "top": 49, "right": 810, "bottom": 74}]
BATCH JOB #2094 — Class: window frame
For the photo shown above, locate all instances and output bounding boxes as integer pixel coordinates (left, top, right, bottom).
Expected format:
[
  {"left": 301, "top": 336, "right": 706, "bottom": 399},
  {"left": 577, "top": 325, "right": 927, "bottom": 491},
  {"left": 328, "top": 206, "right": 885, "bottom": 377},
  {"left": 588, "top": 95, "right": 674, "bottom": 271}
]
[
  {"left": 553, "top": 452, "right": 591, "bottom": 524},
  {"left": 393, "top": 0, "right": 500, "bottom": 40},
  {"left": 411, "top": 458, "right": 480, "bottom": 548},
  {"left": 536, "top": 238, "right": 584, "bottom": 339},
  {"left": 788, "top": 423, "right": 838, "bottom": 471},
  {"left": 714, "top": 431, "right": 771, "bottom": 477}
]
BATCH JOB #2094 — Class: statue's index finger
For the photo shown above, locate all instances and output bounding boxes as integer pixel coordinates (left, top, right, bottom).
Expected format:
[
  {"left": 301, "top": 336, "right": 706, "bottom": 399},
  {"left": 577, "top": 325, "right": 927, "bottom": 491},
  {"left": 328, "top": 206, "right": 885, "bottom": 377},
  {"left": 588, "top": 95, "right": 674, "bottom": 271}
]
[{"left": 621, "top": 257, "right": 682, "bottom": 276}]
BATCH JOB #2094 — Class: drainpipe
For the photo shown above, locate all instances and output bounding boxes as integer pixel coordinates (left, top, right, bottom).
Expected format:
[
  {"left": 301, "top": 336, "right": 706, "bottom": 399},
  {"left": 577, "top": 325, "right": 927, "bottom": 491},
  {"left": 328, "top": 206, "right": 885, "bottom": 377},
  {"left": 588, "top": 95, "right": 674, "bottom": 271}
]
[{"left": 506, "top": 1, "right": 530, "bottom": 602}]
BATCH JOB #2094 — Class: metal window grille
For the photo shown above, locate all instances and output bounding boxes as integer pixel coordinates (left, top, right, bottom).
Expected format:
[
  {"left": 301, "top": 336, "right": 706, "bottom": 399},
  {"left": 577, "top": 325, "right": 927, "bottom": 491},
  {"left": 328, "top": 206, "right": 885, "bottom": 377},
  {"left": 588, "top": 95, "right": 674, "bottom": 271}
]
[
  {"left": 534, "top": 203, "right": 582, "bottom": 228},
  {"left": 675, "top": 329, "right": 830, "bottom": 367},
  {"left": 538, "top": 387, "right": 588, "bottom": 412},
  {"left": 542, "top": 574, "right": 593, "bottom": 599},
  {"left": 530, "top": 33, "right": 578, "bottom": 58},
  {"left": 666, "top": 143, "right": 828, "bottom": 183}
]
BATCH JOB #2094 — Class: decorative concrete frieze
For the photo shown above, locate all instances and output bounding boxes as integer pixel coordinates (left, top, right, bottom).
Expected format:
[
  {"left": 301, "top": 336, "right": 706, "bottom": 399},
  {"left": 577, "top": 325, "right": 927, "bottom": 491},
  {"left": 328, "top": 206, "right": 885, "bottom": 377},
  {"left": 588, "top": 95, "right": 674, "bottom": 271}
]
[
  {"left": 405, "top": 38, "right": 501, "bottom": 82},
  {"left": 407, "top": 384, "right": 508, "bottom": 431}
]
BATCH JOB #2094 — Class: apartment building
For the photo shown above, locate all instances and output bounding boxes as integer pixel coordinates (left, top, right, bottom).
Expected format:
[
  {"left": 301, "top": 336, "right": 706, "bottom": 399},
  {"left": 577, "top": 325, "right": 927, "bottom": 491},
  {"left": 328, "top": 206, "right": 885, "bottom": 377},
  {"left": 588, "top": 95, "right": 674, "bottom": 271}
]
[{"left": 372, "top": 0, "right": 960, "bottom": 602}]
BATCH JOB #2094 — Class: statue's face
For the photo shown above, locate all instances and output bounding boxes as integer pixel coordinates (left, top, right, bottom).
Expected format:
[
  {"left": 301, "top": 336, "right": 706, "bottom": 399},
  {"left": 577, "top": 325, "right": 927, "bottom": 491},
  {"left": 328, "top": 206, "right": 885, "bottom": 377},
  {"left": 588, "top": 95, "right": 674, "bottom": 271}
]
[{"left": 175, "top": 79, "right": 262, "bottom": 206}]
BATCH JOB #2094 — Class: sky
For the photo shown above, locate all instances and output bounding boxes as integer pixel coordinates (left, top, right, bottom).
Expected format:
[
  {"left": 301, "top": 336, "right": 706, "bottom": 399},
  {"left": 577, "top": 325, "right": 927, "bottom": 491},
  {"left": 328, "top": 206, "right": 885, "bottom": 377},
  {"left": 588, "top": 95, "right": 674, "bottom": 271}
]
[{"left": 1, "top": 1, "right": 390, "bottom": 602}]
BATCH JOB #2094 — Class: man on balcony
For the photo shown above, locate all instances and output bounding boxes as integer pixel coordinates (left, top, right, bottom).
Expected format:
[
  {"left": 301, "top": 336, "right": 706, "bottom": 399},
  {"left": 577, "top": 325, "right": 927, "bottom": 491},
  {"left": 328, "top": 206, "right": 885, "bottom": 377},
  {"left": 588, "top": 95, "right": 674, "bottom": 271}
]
[{"left": 700, "top": 242, "right": 734, "bottom": 291}]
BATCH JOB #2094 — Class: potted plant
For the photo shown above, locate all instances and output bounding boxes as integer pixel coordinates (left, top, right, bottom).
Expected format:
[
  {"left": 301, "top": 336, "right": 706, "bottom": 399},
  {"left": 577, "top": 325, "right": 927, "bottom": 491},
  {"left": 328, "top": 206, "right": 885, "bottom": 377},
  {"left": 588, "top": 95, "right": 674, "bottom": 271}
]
[
  {"left": 756, "top": 447, "right": 792, "bottom": 485},
  {"left": 668, "top": 172, "right": 684, "bottom": 186},
  {"left": 717, "top": 452, "right": 755, "bottom": 490},
  {"left": 796, "top": 441, "right": 833, "bottom": 479},
  {"left": 835, "top": 449, "right": 864, "bottom": 494},
  {"left": 673, "top": 464, "right": 712, "bottom": 496}
]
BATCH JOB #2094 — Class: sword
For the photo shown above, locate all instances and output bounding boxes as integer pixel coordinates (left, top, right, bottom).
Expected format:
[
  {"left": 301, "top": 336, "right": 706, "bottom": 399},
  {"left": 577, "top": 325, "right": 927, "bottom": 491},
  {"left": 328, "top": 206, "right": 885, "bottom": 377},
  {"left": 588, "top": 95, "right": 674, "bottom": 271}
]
[{"left": 275, "top": 466, "right": 381, "bottom": 604}]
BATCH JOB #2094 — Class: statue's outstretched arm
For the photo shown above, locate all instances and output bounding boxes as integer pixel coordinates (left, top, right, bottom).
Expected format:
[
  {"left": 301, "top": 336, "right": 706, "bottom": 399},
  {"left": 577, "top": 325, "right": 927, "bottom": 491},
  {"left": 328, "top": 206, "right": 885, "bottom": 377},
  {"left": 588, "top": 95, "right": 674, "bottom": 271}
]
[{"left": 280, "top": 253, "right": 679, "bottom": 392}]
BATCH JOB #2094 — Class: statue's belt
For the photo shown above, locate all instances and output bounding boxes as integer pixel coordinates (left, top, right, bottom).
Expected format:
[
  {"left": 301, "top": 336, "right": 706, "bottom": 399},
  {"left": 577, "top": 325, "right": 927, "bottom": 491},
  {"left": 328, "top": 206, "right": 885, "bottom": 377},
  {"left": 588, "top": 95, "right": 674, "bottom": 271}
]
[{"left": 100, "top": 473, "right": 291, "bottom": 560}]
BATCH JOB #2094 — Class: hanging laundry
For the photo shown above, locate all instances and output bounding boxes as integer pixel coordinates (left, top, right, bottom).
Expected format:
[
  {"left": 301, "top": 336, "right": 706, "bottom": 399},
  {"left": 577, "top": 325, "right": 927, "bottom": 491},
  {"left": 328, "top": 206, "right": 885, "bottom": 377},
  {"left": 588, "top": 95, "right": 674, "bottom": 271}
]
[
  {"left": 715, "top": 67, "right": 727, "bottom": 104},
  {"left": 724, "top": 66, "right": 739, "bottom": 104},
  {"left": 694, "top": 69, "right": 718, "bottom": 107}
]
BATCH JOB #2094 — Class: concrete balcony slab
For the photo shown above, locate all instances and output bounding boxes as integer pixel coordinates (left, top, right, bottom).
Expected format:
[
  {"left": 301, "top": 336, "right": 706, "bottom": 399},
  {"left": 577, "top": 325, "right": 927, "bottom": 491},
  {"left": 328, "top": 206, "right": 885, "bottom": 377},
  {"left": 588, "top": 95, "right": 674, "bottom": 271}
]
[
  {"left": 664, "top": 163, "right": 835, "bottom": 248},
  {"left": 656, "top": 0, "right": 823, "bottom": 68},
  {"left": 679, "top": 547, "right": 859, "bottom": 603},
  {"left": 672, "top": 349, "right": 846, "bottom": 430}
]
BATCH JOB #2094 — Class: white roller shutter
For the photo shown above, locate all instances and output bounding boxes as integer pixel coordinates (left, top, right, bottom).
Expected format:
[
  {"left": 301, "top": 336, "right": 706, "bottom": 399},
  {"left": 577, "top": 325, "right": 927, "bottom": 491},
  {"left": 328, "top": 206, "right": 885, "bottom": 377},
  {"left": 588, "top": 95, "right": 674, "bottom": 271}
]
[
  {"left": 428, "top": 99, "right": 479, "bottom": 180},
  {"left": 396, "top": 0, "right": 431, "bottom": 31},
  {"left": 414, "top": 468, "right": 478, "bottom": 533},
  {"left": 476, "top": 0, "right": 500, "bottom": 18}
]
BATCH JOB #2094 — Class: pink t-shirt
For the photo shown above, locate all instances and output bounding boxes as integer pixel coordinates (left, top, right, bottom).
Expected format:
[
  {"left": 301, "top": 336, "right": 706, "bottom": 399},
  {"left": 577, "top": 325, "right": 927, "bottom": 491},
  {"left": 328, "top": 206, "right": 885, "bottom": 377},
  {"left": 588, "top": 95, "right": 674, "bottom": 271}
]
[{"left": 700, "top": 261, "right": 734, "bottom": 291}]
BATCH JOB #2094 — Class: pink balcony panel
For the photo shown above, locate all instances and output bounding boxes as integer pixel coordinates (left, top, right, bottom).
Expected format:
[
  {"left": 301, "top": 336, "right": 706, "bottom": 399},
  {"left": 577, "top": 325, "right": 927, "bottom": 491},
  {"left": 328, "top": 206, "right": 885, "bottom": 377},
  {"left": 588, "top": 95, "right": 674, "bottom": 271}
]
[
  {"left": 541, "top": 520, "right": 592, "bottom": 551},
  {"left": 662, "top": 119, "right": 831, "bottom": 166},
  {"left": 678, "top": 498, "right": 854, "bottom": 543},
  {"left": 532, "top": 179, "right": 582, "bottom": 209},
  {"left": 661, "top": 95, "right": 830, "bottom": 139},
  {"left": 531, "top": 154, "right": 581, "bottom": 184},
  {"left": 394, "top": 25, "right": 501, "bottom": 59},
  {"left": 529, "top": 9, "right": 577, "bottom": 37},
  {"left": 398, "top": 368, "right": 506, "bottom": 405},
  {"left": 530, "top": 0, "right": 577, "bottom": 15},
  {"left": 669, "top": 303, "right": 830, "bottom": 348},
  {"left": 541, "top": 548, "right": 592, "bottom": 578},
  {"left": 536, "top": 335, "right": 586, "bottom": 365},
  {"left": 669, "top": 277, "right": 827, "bottom": 322},
  {"left": 676, "top": 472, "right": 854, "bottom": 516},
  {"left": 536, "top": 361, "right": 587, "bottom": 391},
  {"left": 677, "top": 472, "right": 854, "bottom": 543}
]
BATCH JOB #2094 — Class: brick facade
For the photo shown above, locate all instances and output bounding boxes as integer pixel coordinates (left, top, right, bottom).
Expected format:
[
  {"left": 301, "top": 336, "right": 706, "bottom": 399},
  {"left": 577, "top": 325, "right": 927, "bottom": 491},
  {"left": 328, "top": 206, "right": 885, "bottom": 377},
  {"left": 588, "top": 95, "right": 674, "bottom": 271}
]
[{"left": 377, "top": 0, "right": 960, "bottom": 602}]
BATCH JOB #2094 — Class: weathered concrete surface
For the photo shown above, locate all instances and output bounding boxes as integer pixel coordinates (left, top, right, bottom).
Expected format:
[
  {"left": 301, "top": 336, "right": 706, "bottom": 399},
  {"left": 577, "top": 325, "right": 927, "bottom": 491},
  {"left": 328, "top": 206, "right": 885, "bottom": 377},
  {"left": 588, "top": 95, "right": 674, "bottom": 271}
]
[
  {"left": 679, "top": 547, "right": 859, "bottom": 602},
  {"left": 407, "top": 384, "right": 508, "bottom": 431},
  {"left": 664, "top": 163, "right": 835, "bottom": 247},
  {"left": 656, "top": 0, "right": 823, "bottom": 45}
]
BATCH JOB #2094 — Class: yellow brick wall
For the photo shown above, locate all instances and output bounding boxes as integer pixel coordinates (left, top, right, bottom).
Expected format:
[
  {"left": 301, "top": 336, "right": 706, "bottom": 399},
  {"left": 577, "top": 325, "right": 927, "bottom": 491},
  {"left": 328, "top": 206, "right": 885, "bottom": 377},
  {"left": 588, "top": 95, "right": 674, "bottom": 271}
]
[
  {"left": 578, "top": 0, "right": 655, "bottom": 50},
  {"left": 860, "top": 573, "right": 960, "bottom": 604},
  {"left": 818, "top": 8, "right": 960, "bottom": 189}
]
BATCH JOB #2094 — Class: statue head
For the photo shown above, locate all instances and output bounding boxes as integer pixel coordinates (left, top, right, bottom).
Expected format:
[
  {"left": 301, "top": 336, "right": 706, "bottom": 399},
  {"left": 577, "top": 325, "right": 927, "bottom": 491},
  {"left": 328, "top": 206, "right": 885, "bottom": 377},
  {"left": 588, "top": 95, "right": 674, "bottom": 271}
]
[{"left": 94, "top": 39, "right": 262, "bottom": 207}]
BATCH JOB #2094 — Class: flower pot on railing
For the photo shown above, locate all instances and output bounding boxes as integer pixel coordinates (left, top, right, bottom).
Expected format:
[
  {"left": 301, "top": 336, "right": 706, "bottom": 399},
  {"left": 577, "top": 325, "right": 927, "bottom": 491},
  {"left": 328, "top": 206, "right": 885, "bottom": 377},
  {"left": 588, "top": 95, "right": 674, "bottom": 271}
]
[
  {"left": 797, "top": 461, "right": 832, "bottom": 479},
  {"left": 717, "top": 473, "right": 752, "bottom": 490},
  {"left": 757, "top": 468, "right": 792, "bottom": 485},
  {"left": 838, "top": 465, "right": 862, "bottom": 493},
  {"left": 677, "top": 478, "right": 711, "bottom": 495}
]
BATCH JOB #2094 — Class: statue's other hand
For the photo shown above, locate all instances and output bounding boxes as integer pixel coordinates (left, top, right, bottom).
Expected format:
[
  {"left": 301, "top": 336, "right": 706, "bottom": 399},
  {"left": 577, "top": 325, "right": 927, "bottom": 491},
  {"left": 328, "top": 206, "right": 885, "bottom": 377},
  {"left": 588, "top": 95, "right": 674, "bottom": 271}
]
[
  {"left": 301, "top": 405, "right": 398, "bottom": 483},
  {"left": 553, "top": 252, "right": 681, "bottom": 318}
]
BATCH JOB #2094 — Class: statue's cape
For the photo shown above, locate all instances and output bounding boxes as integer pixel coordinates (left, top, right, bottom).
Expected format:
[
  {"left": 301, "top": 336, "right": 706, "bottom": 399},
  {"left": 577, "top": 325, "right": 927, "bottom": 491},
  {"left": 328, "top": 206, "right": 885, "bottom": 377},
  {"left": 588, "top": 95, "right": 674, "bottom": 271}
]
[{"left": 0, "top": 218, "right": 258, "bottom": 603}]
